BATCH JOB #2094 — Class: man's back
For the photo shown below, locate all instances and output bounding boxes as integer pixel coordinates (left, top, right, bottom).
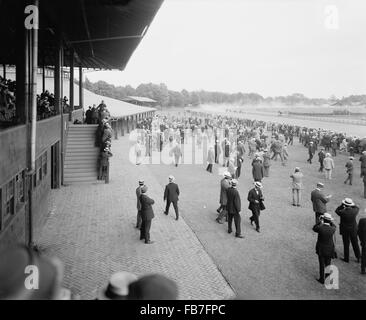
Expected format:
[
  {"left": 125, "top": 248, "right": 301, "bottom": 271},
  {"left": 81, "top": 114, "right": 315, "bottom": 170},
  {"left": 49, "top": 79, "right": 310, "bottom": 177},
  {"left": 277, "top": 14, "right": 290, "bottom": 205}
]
[
  {"left": 136, "top": 186, "right": 142, "bottom": 210},
  {"left": 311, "top": 189, "right": 328, "bottom": 213},
  {"left": 140, "top": 194, "right": 155, "bottom": 220},
  {"left": 227, "top": 187, "right": 241, "bottom": 214},
  {"left": 164, "top": 183, "right": 180, "bottom": 202},
  {"left": 313, "top": 223, "right": 336, "bottom": 256},
  {"left": 335, "top": 205, "right": 358, "bottom": 231}
]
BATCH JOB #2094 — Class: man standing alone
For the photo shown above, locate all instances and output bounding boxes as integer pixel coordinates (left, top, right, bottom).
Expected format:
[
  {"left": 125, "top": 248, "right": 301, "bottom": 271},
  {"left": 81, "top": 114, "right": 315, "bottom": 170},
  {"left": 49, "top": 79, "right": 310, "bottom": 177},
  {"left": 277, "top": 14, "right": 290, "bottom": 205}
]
[
  {"left": 311, "top": 182, "right": 331, "bottom": 224},
  {"left": 226, "top": 180, "right": 243, "bottom": 238},
  {"left": 135, "top": 179, "right": 144, "bottom": 229},
  {"left": 247, "top": 181, "right": 265, "bottom": 233},
  {"left": 164, "top": 175, "right": 180, "bottom": 221},
  {"left": 344, "top": 157, "right": 354, "bottom": 185},
  {"left": 140, "top": 186, "right": 155, "bottom": 244},
  {"left": 290, "top": 167, "right": 303, "bottom": 207}
]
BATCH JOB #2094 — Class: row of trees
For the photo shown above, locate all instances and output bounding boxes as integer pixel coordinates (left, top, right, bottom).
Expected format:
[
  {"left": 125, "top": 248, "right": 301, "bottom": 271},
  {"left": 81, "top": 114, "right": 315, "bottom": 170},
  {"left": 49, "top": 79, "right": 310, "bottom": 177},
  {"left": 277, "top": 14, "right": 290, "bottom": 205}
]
[{"left": 83, "top": 78, "right": 366, "bottom": 108}]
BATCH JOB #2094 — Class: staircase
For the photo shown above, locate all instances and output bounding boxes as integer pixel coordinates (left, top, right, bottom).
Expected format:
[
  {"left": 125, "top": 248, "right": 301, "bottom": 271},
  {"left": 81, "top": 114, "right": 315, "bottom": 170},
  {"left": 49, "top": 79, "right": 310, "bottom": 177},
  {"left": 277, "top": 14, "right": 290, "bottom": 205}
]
[{"left": 64, "top": 124, "right": 100, "bottom": 185}]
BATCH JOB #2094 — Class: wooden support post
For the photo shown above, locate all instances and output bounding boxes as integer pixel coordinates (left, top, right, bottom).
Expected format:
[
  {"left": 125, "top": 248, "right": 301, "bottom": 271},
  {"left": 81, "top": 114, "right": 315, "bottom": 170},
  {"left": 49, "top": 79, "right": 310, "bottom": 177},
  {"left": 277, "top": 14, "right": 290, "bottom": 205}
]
[
  {"left": 79, "top": 66, "right": 83, "bottom": 109},
  {"left": 69, "top": 50, "right": 74, "bottom": 121}
]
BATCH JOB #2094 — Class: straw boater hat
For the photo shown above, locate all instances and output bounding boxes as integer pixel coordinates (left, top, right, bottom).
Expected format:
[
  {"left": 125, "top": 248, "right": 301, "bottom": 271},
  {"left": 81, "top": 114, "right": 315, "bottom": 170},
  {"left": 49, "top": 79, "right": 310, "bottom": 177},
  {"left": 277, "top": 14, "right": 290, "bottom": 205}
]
[
  {"left": 254, "top": 181, "right": 263, "bottom": 188},
  {"left": 223, "top": 171, "right": 231, "bottom": 178},
  {"left": 342, "top": 198, "right": 355, "bottom": 206},
  {"left": 97, "top": 272, "right": 138, "bottom": 300},
  {"left": 316, "top": 182, "right": 324, "bottom": 188},
  {"left": 321, "top": 213, "right": 334, "bottom": 221},
  {"left": 349, "top": 157, "right": 354, "bottom": 160},
  {"left": 138, "top": 179, "right": 144, "bottom": 186}
]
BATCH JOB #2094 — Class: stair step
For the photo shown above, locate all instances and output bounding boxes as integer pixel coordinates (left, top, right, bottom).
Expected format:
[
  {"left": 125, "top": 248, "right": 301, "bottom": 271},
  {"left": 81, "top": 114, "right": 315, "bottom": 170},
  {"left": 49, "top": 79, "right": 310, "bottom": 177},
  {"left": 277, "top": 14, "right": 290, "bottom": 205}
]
[
  {"left": 64, "top": 158, "right": 97, "bottom": 164},
  {"left": 65, "top": 155, "right": 99, "bottom": 161},
  {"left": 64, "top": 178, "right": 98, "bottom": 184},
  {"left": 64, "top": 171, "right": 97, "bottom": 178},
  {"left": 65, "top": 149, "right": 100, "bottom": 155},
  {"left": 64, "top": 167, "right": 97, "bottom": 173},
  {"left": 67, "top": 139, "right": 95, "bottom": 143},
  {"left": 66, "top": 145, "right": 98, "bottom": 150},
  {"left": 68, "top": 133, "right": 96, "bottom": 137}
]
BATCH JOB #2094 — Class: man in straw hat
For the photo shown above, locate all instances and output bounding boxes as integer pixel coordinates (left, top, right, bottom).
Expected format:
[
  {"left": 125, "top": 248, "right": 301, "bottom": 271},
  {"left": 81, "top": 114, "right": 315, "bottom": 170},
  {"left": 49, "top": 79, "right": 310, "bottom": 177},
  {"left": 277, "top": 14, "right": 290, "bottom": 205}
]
[
  {"left": 97, "top": 271, "right": 138, "bottom": 300},
  {"left": 247, "top": 181, "right": 265, "bottom": 233},
  {"left": 226, "top": 179, "right": 243, "bottom": 238},
  {"left": 335, "top": 198, "right": 361, "bottom": 263},
  {"left": 164, "top": 175, "right": 180, "bottom": 221},
  {"left": 312, "top": 213, "right": 336, "bottom": 284},
  {"left": 216, "top": 171, "right": 231, "bottom": 224},
  {"left": 311, "top": 182, "right": 332, "bottom": 224}
]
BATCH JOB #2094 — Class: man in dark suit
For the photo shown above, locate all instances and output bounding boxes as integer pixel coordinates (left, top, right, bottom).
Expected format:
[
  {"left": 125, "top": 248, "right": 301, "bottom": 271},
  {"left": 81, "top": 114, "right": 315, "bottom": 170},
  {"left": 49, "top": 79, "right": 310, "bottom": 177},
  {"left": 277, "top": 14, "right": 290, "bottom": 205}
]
[
  {"left": 358, "top": 217, "right": 366, "bottom": 274},
  {"left": 313, "top": 213, "right": 336, "bottom": 284},
  {"left": 247, "top": 181, "right": 265, "bottom": 233},
  {"left": 140, "top": 186, "right": 155, "bottom": 244},
  {"left": 226, "top": 180, "right": 243, "bottom": 238},
  {"left": 310, "top": 182, "right": 331, "bottom": 224},
  {"left": 135, "top": 179, "right": 144, "bottom": 229},
  {"left": 307, "top": 141, "right": 316, "bottom": 163},
  {"left": 335, "top": 198, "right": 361, "bottom": 263},
  {"left": 318, "top": 147, "right": 325, "bottom": 172},
  {"left": 164, "top": 175, "right": 180, "bottom": 221}
]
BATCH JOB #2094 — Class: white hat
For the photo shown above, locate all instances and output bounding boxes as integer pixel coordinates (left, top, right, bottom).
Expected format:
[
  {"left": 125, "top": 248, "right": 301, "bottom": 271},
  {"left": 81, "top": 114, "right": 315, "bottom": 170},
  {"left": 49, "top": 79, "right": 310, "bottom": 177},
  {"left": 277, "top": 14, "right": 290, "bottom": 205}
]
[
  {"left": 254, "top": 181, "right": 263, "bottom": 188},
  {"left": 321, "top": 213, "right": 334, "bottom": 221},
  {"left": 342, "top": 198, "right": 355, "bottom": 206},
  {"left": 223, "top": 171, "right": 231, "bottom": 178},
  {"left": 168, "top": 175, "right": 175, "bottom": 181},
  {"left": 97, "top": 272, "right": 138, "bottom": 300}
]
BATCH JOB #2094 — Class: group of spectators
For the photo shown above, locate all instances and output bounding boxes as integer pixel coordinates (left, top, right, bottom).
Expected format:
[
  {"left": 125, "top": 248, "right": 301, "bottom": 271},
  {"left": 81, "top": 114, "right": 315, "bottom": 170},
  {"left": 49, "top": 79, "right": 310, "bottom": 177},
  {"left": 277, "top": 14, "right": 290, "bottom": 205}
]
[
  {"left": 37, "top": 91, "right": 70, "bottom": 120},
  {"left": 85, "top": 101, "right": 110, "bottom": 124},
  {"left": 92, "top": 101, "right": 113, "bottom": 182},
  {"left": 0, "top": 76, "right": 16, "bottom": 123}
]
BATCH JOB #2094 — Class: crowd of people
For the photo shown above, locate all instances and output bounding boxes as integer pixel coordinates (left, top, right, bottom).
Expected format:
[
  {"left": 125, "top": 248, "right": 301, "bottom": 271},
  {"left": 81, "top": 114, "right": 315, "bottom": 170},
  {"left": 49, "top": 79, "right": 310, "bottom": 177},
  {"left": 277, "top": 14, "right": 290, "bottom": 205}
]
[
  {"left": 85, "top": 100, "right": 110, "bottom": 124},
  {"left": 0, "top": 76, "right": 16, "bottom": 123},
  {"left": 133, "top": 111, "right": 366, "bottom": 285}
]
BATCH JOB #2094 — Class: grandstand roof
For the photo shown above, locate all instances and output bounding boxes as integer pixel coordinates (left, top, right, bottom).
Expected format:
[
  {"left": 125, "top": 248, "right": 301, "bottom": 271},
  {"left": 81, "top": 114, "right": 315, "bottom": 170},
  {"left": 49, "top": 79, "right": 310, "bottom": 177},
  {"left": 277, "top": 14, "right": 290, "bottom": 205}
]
[{"left": 0, "top": 0, "right": 164, "bottom": 70}]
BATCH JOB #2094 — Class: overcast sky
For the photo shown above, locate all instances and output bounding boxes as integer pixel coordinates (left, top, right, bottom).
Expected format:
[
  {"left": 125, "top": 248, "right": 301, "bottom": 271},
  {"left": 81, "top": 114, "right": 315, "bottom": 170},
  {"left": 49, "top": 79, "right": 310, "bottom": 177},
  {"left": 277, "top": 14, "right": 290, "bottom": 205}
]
[{"left": 86, "top": 0, "right": 366, "bottom": 99}]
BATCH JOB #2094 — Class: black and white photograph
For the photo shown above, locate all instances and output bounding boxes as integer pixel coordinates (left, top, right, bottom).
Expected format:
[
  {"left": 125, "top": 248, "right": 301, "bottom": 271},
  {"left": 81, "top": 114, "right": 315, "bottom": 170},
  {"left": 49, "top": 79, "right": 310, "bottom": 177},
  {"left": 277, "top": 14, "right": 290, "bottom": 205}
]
[{"left": 0, "top": 0, "right": 365, "bottom": 306}]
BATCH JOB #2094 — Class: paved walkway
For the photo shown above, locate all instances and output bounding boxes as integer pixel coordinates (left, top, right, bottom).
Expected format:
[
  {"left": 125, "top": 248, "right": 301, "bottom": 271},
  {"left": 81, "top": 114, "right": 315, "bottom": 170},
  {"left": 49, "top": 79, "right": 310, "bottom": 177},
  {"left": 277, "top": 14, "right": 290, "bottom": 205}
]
[{"left": 37, "top": 136, "right": 235, "bottom": 300}]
